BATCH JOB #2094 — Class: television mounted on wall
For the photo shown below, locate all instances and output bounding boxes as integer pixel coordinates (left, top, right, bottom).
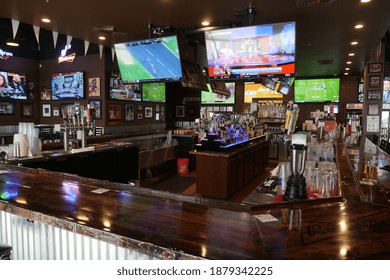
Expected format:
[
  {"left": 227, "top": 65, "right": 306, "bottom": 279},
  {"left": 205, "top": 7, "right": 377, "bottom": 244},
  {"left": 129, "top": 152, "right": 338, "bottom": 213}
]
[
  {"left": 142, "top": 83, "right": 166, "bottom": 102},
  {"left": 201, "top": 82, "right": 235, "bottom": 104},
  {"left": 109, "top": 74, "right": 141, "bottom": 101},
  {"left": 205, "top": 21, "right": 296, "bottom": 80},
  {"left": 294, "top": 78, "right": 340, "bottom": 103},
  {"left": 51, "top": 71, "right": 85, "bottom": 100},
  {"left": 0, "top": 71, "right": 27, "bottom": 100},
  {"left": 114, "top": 35, "right": 183, "bottom": 83}
]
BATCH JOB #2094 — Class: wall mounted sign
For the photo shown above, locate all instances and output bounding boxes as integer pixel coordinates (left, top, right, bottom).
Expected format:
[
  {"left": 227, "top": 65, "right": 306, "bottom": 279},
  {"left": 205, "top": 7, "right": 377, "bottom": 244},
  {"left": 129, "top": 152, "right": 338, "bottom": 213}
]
[
  {"left": 58, "top": 44, "right": 76, "bottom": 63},
  {"left": 0, "top": 49, "right": 13, "bottom": 60}
]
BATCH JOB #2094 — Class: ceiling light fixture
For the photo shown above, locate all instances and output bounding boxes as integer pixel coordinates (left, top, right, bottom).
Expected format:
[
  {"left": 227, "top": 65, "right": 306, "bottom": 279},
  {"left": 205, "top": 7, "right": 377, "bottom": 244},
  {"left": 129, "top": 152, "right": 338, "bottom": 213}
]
[
  {"left": 41, "top": 18, "right": 51, "bottom": 23},
  {"left": 355, "top": 24, "right": 364, "bottom": 29},
  {"left": 6, "top": 41, "right": 19, "bottom": 47},
  {"left": 346, "top": 61, "right": 352, "bottom": 64},
  {"left": 98, "top": 36, "right": 106, "bottom": 40},
  {"left": 345, "top": 68, "right": 350, "bottom": 70},
  {"left": 344, "top": 72, "right": 349, "bottom": 75},
  {"left": 348, "top": 53, "right": 355, "bottom": 56},
  {"left": 202, "top": 21, "right": 210, "bottom": 26},
  {"left": 360, "top": 0, "right": 371, "bottom": 3},
  {"left": 351, "top": 41, "right": 358, "bottom": 45}
]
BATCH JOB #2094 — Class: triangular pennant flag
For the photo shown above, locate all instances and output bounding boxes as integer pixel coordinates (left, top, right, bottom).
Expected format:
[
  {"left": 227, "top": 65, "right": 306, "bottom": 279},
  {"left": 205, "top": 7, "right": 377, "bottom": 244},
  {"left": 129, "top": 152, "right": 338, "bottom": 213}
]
[
  {"left": 99, "top": 45, "right": 104, "bottom": 60},
  {"left": 111, "top": 48, "right": 115, "bottom": 62},
  {"left": 52, "top": 31, "right": 58, "bottom": 49},
  {"left": 33, "top": 25, "right": 40, "bottom": 44},
  {"left": 11, "top": 19, "right": 20, "bottom": 39},
  {"left": 84, "top": 40, "right": 90, "bottom": 56},
  {"left": 66, "top": 35, "right": 73, "bottom": 46}
]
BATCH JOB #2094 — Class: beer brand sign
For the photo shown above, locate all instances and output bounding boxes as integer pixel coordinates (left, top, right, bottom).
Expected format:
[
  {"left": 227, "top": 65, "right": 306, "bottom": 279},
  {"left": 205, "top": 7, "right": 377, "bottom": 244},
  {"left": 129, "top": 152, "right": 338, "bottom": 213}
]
[
  {"left": 58, "top": 44, "right": 76, "bottom": 63},
  {"left": 0, "top": 49, "right": 13, "bottom": 60}
]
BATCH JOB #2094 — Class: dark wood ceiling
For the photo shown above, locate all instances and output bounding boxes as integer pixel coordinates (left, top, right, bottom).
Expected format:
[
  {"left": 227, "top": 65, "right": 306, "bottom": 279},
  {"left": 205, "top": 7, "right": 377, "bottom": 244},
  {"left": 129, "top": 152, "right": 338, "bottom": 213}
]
[{"left": 1, "top": 0, "right": 390, "bottom": 77}]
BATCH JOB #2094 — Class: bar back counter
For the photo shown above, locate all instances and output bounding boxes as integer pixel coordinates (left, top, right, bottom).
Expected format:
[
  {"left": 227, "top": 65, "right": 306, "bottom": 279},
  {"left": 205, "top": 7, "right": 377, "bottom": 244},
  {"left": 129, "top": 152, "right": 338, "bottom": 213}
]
[{"left": 1, "top": 135, "right": 390, "bottom": 259}]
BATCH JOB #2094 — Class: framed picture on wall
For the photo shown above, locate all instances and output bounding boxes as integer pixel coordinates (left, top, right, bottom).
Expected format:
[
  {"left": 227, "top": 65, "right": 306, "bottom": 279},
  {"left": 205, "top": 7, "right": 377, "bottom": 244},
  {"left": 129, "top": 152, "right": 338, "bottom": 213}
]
[
  {"left": 144, "top": 106, "right": 153, "bottom": 118},
  {"left": 137, "top": 113, "right": 143, "bottom": 120},
  {"left": 0, "top": 102, "right": 14, "bottom": 115},
  {"left": 89, "top": 99, "right": 102, "bottom": 120},
  {"left": 52, "top": 105, "right": 60, "bottom": 117},
  {"left": 21, "top": 103, "right": 33, "bottom": 118},
  {"left": 42, "top": 104, "right": 51, "bottom": 117},
  {"left": 368, "top": 104, "right": 379, "bottom": 115},
  {"left": 124, "top": 103, "right": 135, "bottom": 121},
  {"left": 367, "top": 90, "right": 381, "bottom": 100},
  {"left": 107, "top": 104, "right": 122, "bottom": 121},
  {"left": 137, "top": 104, "right": 143, "bottom": 111},
  {"left": 368, "top": 75, "right": 381, "bottom": 88},
  {"left": 368, "top": 63, "right": 382, "bottom": 73},
  {"left": 176, "top": 105, "right": 185, "bottom": 117},
  {"left": 88, "top": 77, "right": 101, "bottom": 97},
  {"left": 40, "top": 88, "right": 52, "bottom": 100}
]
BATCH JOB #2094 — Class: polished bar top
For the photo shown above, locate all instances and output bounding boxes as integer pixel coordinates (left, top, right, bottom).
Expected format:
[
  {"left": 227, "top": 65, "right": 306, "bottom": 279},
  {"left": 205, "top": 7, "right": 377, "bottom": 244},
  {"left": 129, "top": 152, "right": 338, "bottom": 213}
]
[{"left": 1, "top": 136, "right": 390, "bottom": 259}]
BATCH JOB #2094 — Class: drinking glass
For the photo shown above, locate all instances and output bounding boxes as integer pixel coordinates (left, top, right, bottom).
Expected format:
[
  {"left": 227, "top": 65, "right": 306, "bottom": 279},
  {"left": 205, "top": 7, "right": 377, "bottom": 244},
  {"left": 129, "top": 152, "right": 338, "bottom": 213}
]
[
  {"left": 364, "top": 154, "right": 377, "bottom": 182},
  {"left": 288, "top": 208, "right": 302, "bottom": 231}
]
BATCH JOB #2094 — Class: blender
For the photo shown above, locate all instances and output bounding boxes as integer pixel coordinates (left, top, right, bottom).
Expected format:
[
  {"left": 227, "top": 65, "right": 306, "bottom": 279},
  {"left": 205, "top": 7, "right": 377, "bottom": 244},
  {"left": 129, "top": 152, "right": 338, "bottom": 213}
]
[{"left": 283, "top": 135, "right": 308, "bottom": 201}]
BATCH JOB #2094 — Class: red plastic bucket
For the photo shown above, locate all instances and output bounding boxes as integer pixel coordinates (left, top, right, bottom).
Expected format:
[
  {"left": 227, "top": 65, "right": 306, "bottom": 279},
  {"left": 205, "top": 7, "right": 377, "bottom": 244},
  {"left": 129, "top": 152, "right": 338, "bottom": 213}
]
[{"left": 177, "top": 158, "right": 189, "bottom": 176}]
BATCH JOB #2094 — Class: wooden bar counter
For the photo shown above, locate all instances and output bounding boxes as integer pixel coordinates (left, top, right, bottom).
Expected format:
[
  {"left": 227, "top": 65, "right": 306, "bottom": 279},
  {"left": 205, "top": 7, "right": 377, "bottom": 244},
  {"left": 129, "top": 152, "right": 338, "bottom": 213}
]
[
  {"left": 0, "top": 135, "right": 390, "bottom": 259},
  {"left": 190, "top": 136, "right": 269, "bottom": 199}
]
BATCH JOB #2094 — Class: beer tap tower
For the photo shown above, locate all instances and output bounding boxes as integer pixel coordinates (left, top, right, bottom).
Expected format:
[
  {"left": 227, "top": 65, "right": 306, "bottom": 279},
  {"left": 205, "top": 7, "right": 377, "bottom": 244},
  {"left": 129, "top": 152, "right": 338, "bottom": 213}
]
[{"left": 62, "top": 104, "right": 95, "bottom": 151}]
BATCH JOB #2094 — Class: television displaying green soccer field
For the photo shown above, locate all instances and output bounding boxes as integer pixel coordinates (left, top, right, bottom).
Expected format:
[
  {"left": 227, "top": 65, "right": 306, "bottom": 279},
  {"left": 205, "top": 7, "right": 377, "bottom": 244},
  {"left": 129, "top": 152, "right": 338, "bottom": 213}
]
[
  {"left": 294, "top": 78, "right": 340, "bottom": 102},
  {"left": 201, "top": 82, "right": 235, "bottom": 104},
  {"left": 142, "top": 83, "right": 165, "bottom": 102}
]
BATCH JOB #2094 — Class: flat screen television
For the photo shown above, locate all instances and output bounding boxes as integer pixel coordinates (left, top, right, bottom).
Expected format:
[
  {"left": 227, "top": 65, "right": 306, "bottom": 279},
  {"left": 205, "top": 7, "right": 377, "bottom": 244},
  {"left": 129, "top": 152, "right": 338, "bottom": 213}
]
[
  {"left": 51, "top": 71, "right": 84, "bottom": 100},
  {"left": 0, "top": 71, "right": 27, "bottom": 99},
  {"left": 294, "top": 78, "right": 340, "bottom": 103},
  {"left": 109, "top": 75, "right": 141, "bottom": 101},
  {"left": 114, "top": 35, "right": 183, "bottom": 83},
  {"left": 205, "top": 21, "right": 296, "bottom": 80},
  {"left": 142, "top": 83, "right": 165, "bottom": 102},
  {"left": 201, "top": 82, "right": 235, "bottom": 104},
  {"left": 244, "top": 81, "right": 283, "bottom": 103},
  {"left": 276, "top": 77, "right": 295, "bottom": 95}
]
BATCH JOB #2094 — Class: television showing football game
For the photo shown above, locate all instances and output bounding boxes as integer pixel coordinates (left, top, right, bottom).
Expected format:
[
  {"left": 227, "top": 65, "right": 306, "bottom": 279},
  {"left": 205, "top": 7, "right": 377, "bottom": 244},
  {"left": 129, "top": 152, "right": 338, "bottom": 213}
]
[
  {"left": 51, "top": 71, "right": 84, "bottom": 100},
  {"left": 114, "top": 36, "right": 183, "bottom": 83},
  {"left": 294, "top": 78, "right": 340, "bottom": 103},
  {"left": 201, "top": 82, "right": 235, "bottom": 104},
  {"left": 142, "top": 83, "right": 166, "bottom": 102},
  {"left": 205, "top": 21, "right": 296, "bottom": 80}
]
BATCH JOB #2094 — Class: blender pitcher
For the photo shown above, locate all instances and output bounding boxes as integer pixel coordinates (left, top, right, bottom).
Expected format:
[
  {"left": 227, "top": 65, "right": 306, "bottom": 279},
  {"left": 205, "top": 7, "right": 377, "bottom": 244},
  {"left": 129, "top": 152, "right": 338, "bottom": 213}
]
[{"left": 284, "top": 144, "right": 308, "bottom": 201}]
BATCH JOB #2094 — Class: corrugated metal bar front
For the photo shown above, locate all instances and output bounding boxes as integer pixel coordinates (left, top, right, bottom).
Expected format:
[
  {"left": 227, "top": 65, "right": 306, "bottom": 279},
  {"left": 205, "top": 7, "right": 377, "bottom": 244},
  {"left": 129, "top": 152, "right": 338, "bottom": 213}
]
[{"left": 0, "top": 211, "right": 158, "bottom": 260}]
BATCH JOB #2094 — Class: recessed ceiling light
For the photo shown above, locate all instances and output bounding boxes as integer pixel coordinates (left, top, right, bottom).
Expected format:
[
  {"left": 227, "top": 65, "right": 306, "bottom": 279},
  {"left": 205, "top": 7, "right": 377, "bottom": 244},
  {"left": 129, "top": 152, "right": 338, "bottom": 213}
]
[
  {"left": 344, "top": 72, "right": 349, "bottom": 75},
  {"left": 346, "top": 61, "right": 352, "bottom": 64},
  {"left": 360, "top": 0, "right": 371, "bottom": 3},
  {"left": 202, "top": 21, "right": 210, "bottom": 26},
  {"left": 355, "top": 24, "right": 364, "bottom": 29},
  {"left": 41, "top": 18, "right": 51, "bottom": 23},
  {"left": 98, "top": 36, "right": 106, "bottom": 40},
  {"left": 351, "top": 41, "right": 358, "bottom": 45},
  {"left": 6, "top": 41, "right": 19, "bottom": 47},
  {"left": 348, "top": 53, "right": 355, "bottom": 56},
  {"left": 345, "top": 68, "right": 350, "bottom": 70}
]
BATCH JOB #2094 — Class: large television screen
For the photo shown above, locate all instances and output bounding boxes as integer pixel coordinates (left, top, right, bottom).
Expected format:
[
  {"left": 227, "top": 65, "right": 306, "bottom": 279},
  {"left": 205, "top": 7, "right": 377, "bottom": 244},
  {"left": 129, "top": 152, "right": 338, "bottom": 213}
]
[
  {"left": 244, "top": 81, "right": 283, "bottom": 103},
  {"left": 114, "top": 36, "right": 183, "bottom": 83},
  {"left": 0, "top": 71, "right": 27, "bottom": 99},
  {"left": 294, "top": 78, "right": 340, "bottom": 103},
  {"left": 201, "top": 82, "right": 235, "bottom": 104},
  {"left": 109, "top": 75, "right": 141, "bottom": 101},
  {"left": 142, "top": 83, "right": 166, "bottom": 102},
  {"left": 205, "top": 21, "right": 296, "bottom": 80},
  {"left": 51, "top": 71, "right": 84, "bottom": 100}
]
